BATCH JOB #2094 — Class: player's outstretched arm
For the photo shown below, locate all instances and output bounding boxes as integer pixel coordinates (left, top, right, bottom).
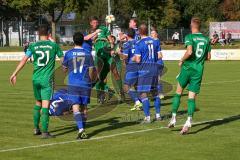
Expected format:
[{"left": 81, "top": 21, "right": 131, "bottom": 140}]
[
  {"left": 10, "top": 55, "right": 29, "bottom": 85},
  {"left": 84, "top": 29, "right": 101, "bottom": 41}
]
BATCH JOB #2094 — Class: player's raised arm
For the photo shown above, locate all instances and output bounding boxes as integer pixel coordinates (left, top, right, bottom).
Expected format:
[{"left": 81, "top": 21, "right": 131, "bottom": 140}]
[
  {"left": 10, "top": 53, "right": 30, "bottom": 85},
  {"left": 84, "top": 29, "right": 101, "bottom": 41}
]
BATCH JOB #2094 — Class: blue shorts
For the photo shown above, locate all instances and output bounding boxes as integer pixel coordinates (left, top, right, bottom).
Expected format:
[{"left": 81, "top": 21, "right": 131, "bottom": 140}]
[
  {"left": 124, "top": 64, "right": 138, "bottom": 86},
  {"left": 68, "top": 85, "right": 91, "bottom": 105},
  {"left": 137, "top": 75, "right": 158, "bottom": 93}
]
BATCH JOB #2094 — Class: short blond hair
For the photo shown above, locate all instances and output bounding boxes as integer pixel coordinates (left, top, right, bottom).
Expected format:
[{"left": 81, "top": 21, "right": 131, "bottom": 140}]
[{"left": 191, "top": 17, "right": 201, "bottom": 29}]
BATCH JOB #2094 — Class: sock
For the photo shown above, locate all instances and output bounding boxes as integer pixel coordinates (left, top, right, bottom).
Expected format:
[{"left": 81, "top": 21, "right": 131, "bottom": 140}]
[
  {"left": 187, "top": 99, "right": 196, "bottom": 117},
  {"left": 154, "top": 96, "right": 161, "bottom": 115},
  {"left": 128, "top": 90, "right": 138, "bottom": 102},
  {"left": 81, "top": 113, "right": 87, "bottom": 128},
  {"left": 74, "top": 112, "right": 83, "bottom": 130},
  {"left": 172, "top": 94, "right": 181, "bottom": 114},
  {"left": 142, "top": 98, "right": 150, "bottom": 117},
  {"left": 104, "top": 84, "right": 109, "bottom": 92},
  {"left": 33, "top": 105, "right": 41, "bottom": 129},
  {"left": 41, "top": 108, "right": 50, "bottom": 133},
  {"left": 156, "top": 113, "right": 160, "bottom": 118}
]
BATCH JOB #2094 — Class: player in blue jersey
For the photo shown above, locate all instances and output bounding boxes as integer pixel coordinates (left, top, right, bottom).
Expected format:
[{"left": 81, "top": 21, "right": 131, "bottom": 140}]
[
  {"left": 151, "top": 29, "right": 164, "bottom": 100},
  {"left": 62, "top": 32, "right": 96, "bottom": 139},
  {"left": 129, "top": 18, "right": 141, "bottom": 41},
  {"left": 119, "top": 28, "right": 142, "bottom": 111},
  {"left": 49, "top": 89, "right": 73, "bottom": 116},
  {"left": 132, "top": 24, "right": 163, "bottom": 123}
]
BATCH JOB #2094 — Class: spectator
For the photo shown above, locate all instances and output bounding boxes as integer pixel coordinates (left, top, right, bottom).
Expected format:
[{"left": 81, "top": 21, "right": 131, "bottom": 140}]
[
  {"left": 219, "top": 31, "right": 226, "bottom": 46},
  {"left": 211, "top": 31, "right": 219, "bottom": 45},
  {"left": 0, "top": 32, "right": 3, "bottom": 47},
  {"left": 226, "top": 32, "right": 232, "bottom": 45},
  {"left": 172, "top": 31, "right": 179, "bottom": 46}
]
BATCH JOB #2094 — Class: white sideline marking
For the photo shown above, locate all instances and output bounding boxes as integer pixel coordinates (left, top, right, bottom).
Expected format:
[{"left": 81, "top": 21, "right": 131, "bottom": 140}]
[{"left": 0, "top": 117, "right": 227, "bottom": 153}]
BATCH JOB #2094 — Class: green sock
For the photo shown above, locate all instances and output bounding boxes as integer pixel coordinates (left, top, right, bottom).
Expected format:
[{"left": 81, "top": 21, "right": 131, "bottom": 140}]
[
  {"left": 172, "top": 94, "right": 181, "bottom": 114},
  {"left": 33, "top": 105, "right": 41, "bottom": 129},
  {"left": 41, "top": 108, "right": 49, "bottom": 133},
  {"left": 104, "top": 84, "right": 109, "bottom": 91},
  {"left": 187, "top": 99, "right": 196, "bottom": 117}
]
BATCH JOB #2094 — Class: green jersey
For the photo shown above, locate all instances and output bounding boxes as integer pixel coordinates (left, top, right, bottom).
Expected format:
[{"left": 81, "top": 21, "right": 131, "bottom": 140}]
[
  {"left": 96, "top": 25, "right": 111, "bottom": 41},
  {"left": 26, "top": 40, "right": 63, "bottom": 82},
  {"left": 184, "top": 33, "right": 211, "bottom": 71}
]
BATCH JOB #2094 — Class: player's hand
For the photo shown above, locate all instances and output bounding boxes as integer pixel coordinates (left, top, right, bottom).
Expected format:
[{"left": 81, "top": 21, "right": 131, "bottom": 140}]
[
  {"left": 178, "top": 60, "right": 183, "bottom": 67},
  {"left": 95, "top": 29, "right": 101, "bottom": 34},
  {"left": 110, "top": 50, "right": 115, "bottom": 56},
  {"left": 10, "top": 74, "right": 17, "bottom": 85}
]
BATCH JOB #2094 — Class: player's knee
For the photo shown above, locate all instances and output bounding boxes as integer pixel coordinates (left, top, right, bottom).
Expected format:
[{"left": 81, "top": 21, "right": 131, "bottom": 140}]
[{"left": 188, "top": 91, "right": 196, "bottom": 99}]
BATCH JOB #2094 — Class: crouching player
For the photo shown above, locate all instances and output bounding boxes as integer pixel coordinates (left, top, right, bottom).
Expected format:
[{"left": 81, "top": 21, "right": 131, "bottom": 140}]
[
  {"left": 119, "top": 28, "right": 142, "bottom": 110},
  {"left": 63, "top": 32, "right": 96, "bottom": 139},
  {"left": 168, "top": 17, "right": 211, "bottom": 134},
  {"left": 133, "top": 24, "right": 163, "bottom": 123}
]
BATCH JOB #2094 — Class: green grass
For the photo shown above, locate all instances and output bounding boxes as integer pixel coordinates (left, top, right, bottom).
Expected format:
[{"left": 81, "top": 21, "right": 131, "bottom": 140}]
[{"left": 0, "top": 61, "right": 240, "bottom": 160}]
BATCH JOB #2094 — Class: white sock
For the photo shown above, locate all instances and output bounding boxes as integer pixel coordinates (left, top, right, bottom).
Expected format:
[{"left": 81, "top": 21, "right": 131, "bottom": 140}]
[
  {"left": 172, "top": 113, "right": 177, "bottom": 118},
  {"left": 187, "top": 116, "right": 192, "bottom": 123},
  {"left": 135, "top": 100, "right": 141, "bottom": 105},
  {"left": 79, "top": 128, "right": 84, "bottom": 133},
  {"left": 156, "top": 113, "right": 160, "bottom": 118},
  {"left": 145, "top": 116, "right": 151, "bottom": 121}
]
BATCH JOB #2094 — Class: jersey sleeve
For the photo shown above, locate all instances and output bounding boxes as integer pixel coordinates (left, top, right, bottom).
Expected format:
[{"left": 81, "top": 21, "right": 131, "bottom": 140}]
[
  {"left": 184, "top": 34, "right": 193, "bottom": 47},
  {"left": 55, "top": 44, "right": 64, "bottom": 58},
  {"left": 134, "top": 42, "right": 141, "bottom": 56},
  {"left": 122, "top": 42, "right": 129, "bottom": 56},
  {"left": 25, "top": 44, "right": 33, "bottom": 57},
  {"left": 62, "top": 53, "right": 68, "bottom": 68},
  {"left": 156, "top": 40, "right": 161, "bottom": 53}
]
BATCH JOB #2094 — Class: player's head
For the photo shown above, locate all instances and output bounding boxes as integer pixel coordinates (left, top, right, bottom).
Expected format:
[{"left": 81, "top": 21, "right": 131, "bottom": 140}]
[
  {"left": 139, "top": 23, "right": 148, "bottom": 36},
  {"left": 126, "top": 28, "right": 135, "bottom": 39},
  {"left": 73, "top": 32, "right": 84, "bottom": 46},
  {"left": 38, "top": 24, "right": 49, "bottom": 36},
  {"left": 190, "top": 17, "right": 201, "bottom": 31},
  {"left": 151, "top": 27, "right": 158, "bottom": 39},
  {"left": 90, "top": 16, "right": 99, "bottom": 30},
  {"left": 129, "top": 18, "right": 138, "bottom": 29}
]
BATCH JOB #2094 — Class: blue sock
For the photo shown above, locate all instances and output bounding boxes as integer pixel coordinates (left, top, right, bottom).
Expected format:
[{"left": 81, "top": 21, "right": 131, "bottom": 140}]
[
  {"left": 154, "top": 96, "right": 161, "bottom": 114},
  {"left": 128, "top": 90, "right": 138, "bottom": 102},
  {"left": 73, "top": 112, "right": 83, "bottom": 130},
  {"left": 81, "top": 113, "right": 86, "bottom": 128},
  {"left": 141, "top": 98, "right": 150, "bottom": 117}
]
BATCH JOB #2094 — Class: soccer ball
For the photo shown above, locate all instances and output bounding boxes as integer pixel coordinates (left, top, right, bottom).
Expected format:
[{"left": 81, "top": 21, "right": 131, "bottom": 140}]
[{"left": 105, "top": 15, "right": 115, "bottom": 24}]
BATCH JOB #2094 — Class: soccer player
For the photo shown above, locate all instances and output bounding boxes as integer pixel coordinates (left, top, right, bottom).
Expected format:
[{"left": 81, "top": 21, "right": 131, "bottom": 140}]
[
  {"left": 62, "top": 32, "right": 96, "bottom": 139},
  {"left": 129, "top": 18, "right": 141, "bottom": 40},
  {"left": 168, "top": 17, "right": 211, "bottom": 134},
  {"left": 133, "top": 24, "right": 163, "bottom": 123},
  {"left": 9, "top": 24, "right": 64, "bottom": 139},
  {"left": 150, "top": 29, "right": 164, "bottom": 100},
  {"left": 119, "top": 28, "right": 142, "bottom": 111}
]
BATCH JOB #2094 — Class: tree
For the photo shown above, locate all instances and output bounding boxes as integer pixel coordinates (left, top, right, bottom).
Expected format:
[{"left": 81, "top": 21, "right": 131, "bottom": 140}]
[
  {"left": 9, "top": 0, "right": 92, "bottom": 40},
  {"left": 220, "top": 0, "right": 240, "bottom": 20}
]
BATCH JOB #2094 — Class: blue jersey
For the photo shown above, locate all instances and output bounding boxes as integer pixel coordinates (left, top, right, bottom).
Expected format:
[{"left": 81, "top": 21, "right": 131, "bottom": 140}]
[
  {"left": 122, "top": 39, "right": 137, "bottom": 64},
  {"left": 133, "top": 28, "right": 141, "bottom": 41},
  {"left": 82, "top": 41, "right": 93, "bottom": 53},
  {"left": 49, "top": 89, "right": 72, "bottom": 116},
  {"left": 153, "top": 38, "right": 164, "bottom": 66},
  {"left": 135, "top": 37, "right": 161, "bottom": 76},
  {"left": 63, "top": 47, "right": 94, "bottom": 87}
]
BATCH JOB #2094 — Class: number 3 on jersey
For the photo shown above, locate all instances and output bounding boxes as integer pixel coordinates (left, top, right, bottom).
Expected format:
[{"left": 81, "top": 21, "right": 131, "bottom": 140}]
[
  {"left": 36, "top": 50, "right": 50, "bottom": 66},
  {"left": 195, "top": 42, "right": 205, "bottom": 58}
]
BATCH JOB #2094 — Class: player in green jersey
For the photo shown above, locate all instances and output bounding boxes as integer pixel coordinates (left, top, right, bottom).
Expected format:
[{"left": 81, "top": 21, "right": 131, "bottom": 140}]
[
  {"left": 168, "top": 17, "right": 211, "bottom": 134},
  {"left": 10, "top": 24, "right": 64, "bottom": 139}
]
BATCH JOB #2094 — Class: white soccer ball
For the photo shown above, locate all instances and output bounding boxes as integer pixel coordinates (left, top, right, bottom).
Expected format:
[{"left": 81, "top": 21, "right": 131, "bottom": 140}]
[{"left": 105, "top": 15, "right": 115, "bottom": 24}]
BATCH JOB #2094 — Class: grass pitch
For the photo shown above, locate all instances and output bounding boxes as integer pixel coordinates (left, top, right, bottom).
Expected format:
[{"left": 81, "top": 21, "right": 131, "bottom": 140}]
[{"left": 0, "top": 61, "right": 239, "bottom": 160}]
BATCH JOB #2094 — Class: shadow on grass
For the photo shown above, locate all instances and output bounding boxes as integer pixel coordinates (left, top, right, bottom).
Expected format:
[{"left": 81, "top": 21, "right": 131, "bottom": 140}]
[{"left": 187, "top": 114, "right": 240, "bottom": 135}]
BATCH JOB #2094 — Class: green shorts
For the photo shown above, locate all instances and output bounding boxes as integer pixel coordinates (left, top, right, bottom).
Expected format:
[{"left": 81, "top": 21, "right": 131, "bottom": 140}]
[
  {"left": 32, "top": 80, "right": 53, "bottom": 100},
  {"left": 177, "top": 67, "right": 203, "bottom": 94}
]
